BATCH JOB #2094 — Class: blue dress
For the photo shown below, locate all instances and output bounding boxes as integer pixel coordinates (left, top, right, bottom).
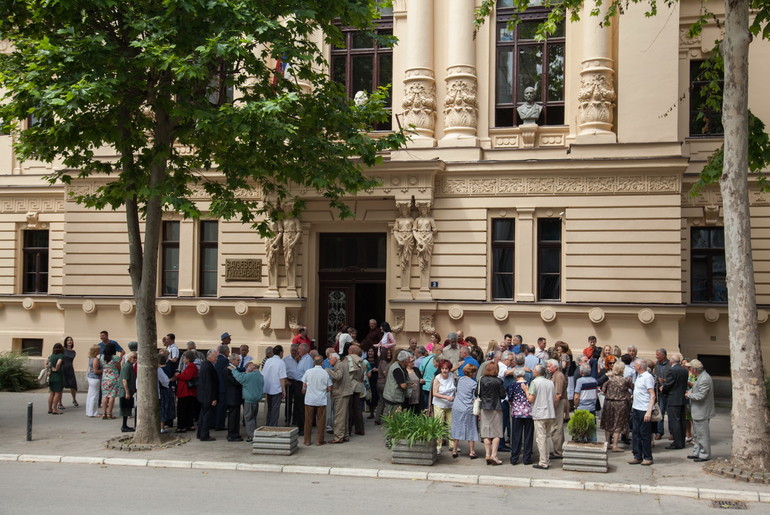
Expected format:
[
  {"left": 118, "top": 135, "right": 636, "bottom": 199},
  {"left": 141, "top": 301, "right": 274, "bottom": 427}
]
[{"left": 450, "top": 375, "right": 479, "bottom": 442}]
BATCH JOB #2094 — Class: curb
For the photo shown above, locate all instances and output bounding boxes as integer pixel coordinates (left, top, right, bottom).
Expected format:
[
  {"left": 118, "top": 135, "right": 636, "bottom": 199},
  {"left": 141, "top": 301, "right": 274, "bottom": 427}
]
[{"left": 1, "top": 453, "right": 765, "bottom": 503}]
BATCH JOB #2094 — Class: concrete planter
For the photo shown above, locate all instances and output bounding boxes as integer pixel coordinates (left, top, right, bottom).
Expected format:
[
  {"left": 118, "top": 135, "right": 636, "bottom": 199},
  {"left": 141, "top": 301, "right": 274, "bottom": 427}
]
[
  {"left": 252, "top": 426, "right": 299, "bottom": 456},
  {"left": 391, "top": 439, "right": 437, "bottom": 466},
  {"left": 562, "top": 441, "right": 608, "bottom": 472}
]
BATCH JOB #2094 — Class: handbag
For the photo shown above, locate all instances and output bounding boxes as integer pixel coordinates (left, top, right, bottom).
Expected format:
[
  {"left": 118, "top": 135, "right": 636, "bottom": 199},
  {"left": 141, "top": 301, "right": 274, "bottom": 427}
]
[
  {"left": 650, "top": 402, "right": 662, "bottom": 422},
  {"left": 472, "top": 380, "right": 482, "bottom": 416},
  {"left": 38, "top": 367, "right": 49, "bottom": 386}
]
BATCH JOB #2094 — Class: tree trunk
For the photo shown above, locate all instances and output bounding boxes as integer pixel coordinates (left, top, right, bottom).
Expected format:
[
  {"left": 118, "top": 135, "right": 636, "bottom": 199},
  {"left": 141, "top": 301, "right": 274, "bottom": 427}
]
[{"left": 721, "top": 0, "right": 770, "bottom": 470}]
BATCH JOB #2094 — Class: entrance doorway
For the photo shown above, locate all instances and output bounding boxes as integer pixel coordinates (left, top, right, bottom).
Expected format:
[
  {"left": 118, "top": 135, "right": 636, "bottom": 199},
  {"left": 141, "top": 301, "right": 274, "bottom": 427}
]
[{"left": 318, "top": 233, "right": 387, "bottom": 351}]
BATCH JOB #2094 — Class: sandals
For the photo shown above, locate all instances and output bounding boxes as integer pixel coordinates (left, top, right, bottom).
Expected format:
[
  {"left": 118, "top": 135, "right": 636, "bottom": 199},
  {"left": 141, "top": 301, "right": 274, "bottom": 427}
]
[
  {"left": 452, "top": 451, "right": 459, "bottom": 459},
  {"left": 469, "top": 454, "right": 479, "bottom": 460},
  {"left": 72, "top": 401, "right": 79, "bottom": 407}
]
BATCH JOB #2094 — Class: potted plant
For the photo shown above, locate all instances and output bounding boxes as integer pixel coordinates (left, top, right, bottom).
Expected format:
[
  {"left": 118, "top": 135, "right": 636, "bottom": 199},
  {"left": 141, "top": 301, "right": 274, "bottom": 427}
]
[
  {"left": 563, "top": 409, "right": 609, "bottom": 472},
  {"left": 382, "top": 408, "right": 449, "bottom": 465}
]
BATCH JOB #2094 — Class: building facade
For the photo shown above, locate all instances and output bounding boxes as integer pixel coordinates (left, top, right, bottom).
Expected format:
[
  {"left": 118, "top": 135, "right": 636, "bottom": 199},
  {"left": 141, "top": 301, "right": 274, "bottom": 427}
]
[{"left": 1, "top": 0, "right": 769, "bottom": 377}]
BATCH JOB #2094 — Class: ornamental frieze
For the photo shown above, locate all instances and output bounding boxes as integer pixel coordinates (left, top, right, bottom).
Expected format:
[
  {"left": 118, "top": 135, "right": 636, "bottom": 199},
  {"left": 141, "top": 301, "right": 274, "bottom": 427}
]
[
  {"left": 439, "top": 176, "right": 681, "bottom": 196},
  {"left": 0, "top": 197, "right": 64, "bottom": 213}
]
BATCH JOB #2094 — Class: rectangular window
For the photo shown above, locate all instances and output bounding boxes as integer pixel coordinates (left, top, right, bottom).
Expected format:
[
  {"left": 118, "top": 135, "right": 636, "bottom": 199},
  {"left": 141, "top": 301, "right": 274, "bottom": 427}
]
[
  {"left": 331, "top": 12, "right": 393, "bottom": 130},
  {"left": 689, "top": 60, "right": 723, "bottom": 137},
  {"left": 22, "top": 230, "right": 48, "bottom": 293},
  {"left": 538, "top": 218, "right": 561, "bottom": 300},
  {"left": 691, "top": 227, "right": 726, "bottom": 303},
  {"left": 492, "top": 219, "right": 515, "bottom": 300},
  {"left": 495, "top": 4, "right": 565, "bottom": 127},
  {"left": 19, "top": 338, "right": 44, "bottom": 356},
  {"left": 161, "top": 221, "right": 180, "bottom": 296},
  {"left": 199, "top": 221, "right": 218, "bottom": 297}
]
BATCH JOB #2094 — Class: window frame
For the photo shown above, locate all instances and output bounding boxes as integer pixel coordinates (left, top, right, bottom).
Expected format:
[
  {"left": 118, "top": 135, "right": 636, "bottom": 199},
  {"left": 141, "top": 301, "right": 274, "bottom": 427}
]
[
  {"left": 199, "top": 220, "right": 218, "bottom": 297},
  {"left": 161, "top": 221, "right": 180, "bottom": 297},
  {"left": 537, "top": 217, "right": 561, "bottom": 301},
  {"left": 690, "top": 226, "right": 726, "bottom": 303},
  {"left": 491, "top": 218, "right": 516, "bottom": 300},
  {"left": 22, "top": 229, "right": 49, "bottom": 294},
  {"left": 331, "top": 14, "right": 393, "bottom": 130},
  {"left": 689, "top": 59, "right": 724, "bottom": 138},
  {"left": 494, "top": 5, "right": 565, "bottom": 128}
]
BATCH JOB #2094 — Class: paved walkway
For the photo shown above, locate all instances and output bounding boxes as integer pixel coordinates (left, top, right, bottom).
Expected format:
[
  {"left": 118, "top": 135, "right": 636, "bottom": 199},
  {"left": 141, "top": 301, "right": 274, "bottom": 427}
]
[{"left": 1, "top": 391, "right": 766, "bottom": 503}]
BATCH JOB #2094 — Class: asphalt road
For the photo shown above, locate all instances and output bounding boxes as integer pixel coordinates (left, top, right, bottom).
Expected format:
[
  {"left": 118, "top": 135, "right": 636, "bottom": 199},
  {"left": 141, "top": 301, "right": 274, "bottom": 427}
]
[{"left": 0, "top": 462, "right": 758, "bottom": 515}]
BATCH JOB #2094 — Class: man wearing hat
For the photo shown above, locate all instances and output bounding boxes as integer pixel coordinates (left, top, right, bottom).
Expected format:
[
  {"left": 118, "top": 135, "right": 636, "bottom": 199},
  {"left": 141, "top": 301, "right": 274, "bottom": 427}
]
[
  {"left": 221, "top": 332, "right": 232, "bottom": 346},
  {"left": 685, "top": 359, "right": 715, "bottom": 462}
]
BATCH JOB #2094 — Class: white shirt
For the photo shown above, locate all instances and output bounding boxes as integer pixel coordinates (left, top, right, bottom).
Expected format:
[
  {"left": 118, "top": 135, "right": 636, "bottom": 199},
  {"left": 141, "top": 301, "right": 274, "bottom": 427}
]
[
  {"left": 529, "top": 376, "right": 556, "bottom": 420},
  {"left": 302, "top": 366, "right": 332, "bottom": 407},
  {"left": 632, "top": 371, "right": 656, "bottom": 411},
  {"left": 167, "top": 343, "right": 179, "bottom": 361},
  {"left": 283, "top": 355, "right": 299, "bottom": 380},
  {"left": 497, "top": 362, "right": 510, "bottom": 380},
  {"left": 262, "top": 355, "right": 288, "bottom": 395},
  {"left": 240, "top": 355, "right": 253, "bottom": 368}
]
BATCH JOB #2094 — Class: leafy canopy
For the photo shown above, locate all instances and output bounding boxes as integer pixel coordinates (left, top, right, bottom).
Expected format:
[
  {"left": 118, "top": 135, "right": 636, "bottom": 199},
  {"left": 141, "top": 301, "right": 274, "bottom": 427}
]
[{"left": 0, "top": 0, "right": 405, "bottom": 232}]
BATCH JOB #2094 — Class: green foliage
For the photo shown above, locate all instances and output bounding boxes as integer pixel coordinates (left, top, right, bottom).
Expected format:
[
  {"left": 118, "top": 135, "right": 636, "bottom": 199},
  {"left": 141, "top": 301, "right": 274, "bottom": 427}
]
[
  {"left": 0, "top": 352, "right": 40, "bottom": 392},
  {"left": 382, "top": 408, "right": 450, "bottom": 448},
  {"left": 566, "top": 409, "right": 597, "bottom": 442},
  {"left": 0, "top": 0, "right": 406, "bottom": 234}
]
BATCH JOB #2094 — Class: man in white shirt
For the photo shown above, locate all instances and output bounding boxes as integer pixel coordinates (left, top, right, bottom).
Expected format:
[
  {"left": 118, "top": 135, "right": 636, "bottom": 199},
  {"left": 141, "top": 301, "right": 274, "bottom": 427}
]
[
  {"left": 283, "top": 344, "right": 299, "bottom": 425},
  {"left": 535, "top": 337, "right": 549, "bottom": 362},
  {"left": 165, "top": 333, "right": 179, "bottom": 365},
  {"left": 293, "top": 343, "right": 313, "bottom": 434},
  {"left": 302, "top": 356, "right": 332, "bottom": 446},
  {"left": 629, "top": 359, "right": 656, "bottom": 466},
  {"left": 262, "top": 345, "right": 288, "bottom": 427},
  {"left": 527, "top": 364, "right": 555, "bottom": 470},
  {"left": 238, "top": 345, "right": 253, "bottom": 371}
]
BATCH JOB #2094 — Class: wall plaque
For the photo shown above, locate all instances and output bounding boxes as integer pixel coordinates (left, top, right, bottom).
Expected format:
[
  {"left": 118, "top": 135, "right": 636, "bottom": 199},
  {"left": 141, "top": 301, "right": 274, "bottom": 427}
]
[{"left": 225, "top": 259, "right": 262, "bottom": 282}]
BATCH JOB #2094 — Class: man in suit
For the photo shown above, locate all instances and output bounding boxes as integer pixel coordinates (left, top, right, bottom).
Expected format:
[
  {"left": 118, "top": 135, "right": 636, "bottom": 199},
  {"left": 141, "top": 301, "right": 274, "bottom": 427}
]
[
  {"left": 197, "top": 349, "right": 220, "bottom": 441},
  {"left": 685, "top": 359, "right": 715, "bottom": 462},
  {"left": 214, "top": 344, "right": 230, "bottom": 430},
  {"left": 327, "top": 352, "right": 353, "bottom": 444},
  {"left": 224, "top": 354, "right": 244, "bottom": 441},
  {"left": 661, "top": 352, "right": 688, "bottom": 449}
]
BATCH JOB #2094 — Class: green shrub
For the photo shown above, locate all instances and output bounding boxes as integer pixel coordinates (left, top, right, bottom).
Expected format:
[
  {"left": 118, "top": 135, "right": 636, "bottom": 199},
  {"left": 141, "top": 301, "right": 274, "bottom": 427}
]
[
  {"left": 0, "top": 352, "right": 40, "bottom": 392},
  {"left": 382, "top": 408, "right": 450, "bottom": 448},
  {"left": 567, "top": 409, "right": 597, "bottom": 442}
]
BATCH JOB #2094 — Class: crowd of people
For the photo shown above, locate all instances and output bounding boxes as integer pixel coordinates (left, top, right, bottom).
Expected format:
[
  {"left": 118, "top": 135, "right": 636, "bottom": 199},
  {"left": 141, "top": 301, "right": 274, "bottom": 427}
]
[{"left": 44, "top": 323, "right": 717, "bottom": 467}]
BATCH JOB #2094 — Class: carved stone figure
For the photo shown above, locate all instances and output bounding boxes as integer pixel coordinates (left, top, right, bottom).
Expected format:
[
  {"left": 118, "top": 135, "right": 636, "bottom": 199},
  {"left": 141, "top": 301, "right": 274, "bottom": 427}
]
[
  {"left": 444, "top": 78, "right": 478, "bottom": 129},
  {"left": 517, "top": 86, "right": 543, "bottom": 125},
  {"left": 392, "top": 201, "right": 415, "bottom": 292},
  {"left": 282, "top": 215, "right": 302, "bottom": 292},
  {"left": 578, "top": 73, "right": 616, "bottom": 128},
  {"left": 413, "top": 201, "right": 437, "bottom": 294},
  {"left": 354, "top": 90, "right": 369, "bottom": 106},
  {"left": 264, "top": 219, "right": 283, "bottom": 292},
  {"left": 402, "top": 82, "right": 436, "bottom": 132}
]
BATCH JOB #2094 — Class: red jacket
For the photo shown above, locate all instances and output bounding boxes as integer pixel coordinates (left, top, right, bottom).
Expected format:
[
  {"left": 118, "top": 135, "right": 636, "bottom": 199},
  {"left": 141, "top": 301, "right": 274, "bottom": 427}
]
[{"left": 176, "top": 364, "right": 198, "bottom": 398}]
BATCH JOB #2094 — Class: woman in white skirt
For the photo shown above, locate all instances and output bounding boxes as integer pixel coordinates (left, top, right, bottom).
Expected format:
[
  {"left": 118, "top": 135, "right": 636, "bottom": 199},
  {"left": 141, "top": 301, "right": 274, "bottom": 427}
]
[{"left": 85, "top": 345, "right": 102, "bottom": 417}]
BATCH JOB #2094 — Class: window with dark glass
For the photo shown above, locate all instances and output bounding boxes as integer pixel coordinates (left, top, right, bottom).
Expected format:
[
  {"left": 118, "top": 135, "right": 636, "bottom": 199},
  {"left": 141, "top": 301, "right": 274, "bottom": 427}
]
[
  {"left": 495, "top": 0, "right": 565, "bottom": 127},
  {"left": 690, "top": 59, "right": 724, "bottom": 137},
  {"left": 538, "top": 218, "right": 561, "bottom": 300},
  {"left": 199, "top": 221, "right": 218, "bottom": 297},
  {"left": 492, "top": 219, "right": 515, "bottom": 300},
  {"left": 691, "top": 227, "right": 726, "bottom": 303},
  {"left": 22, "top": 230, "right": 48, "bottom": 294},
  {"left": 161, "top": 221, "right": 180, "bottom": 296},
  {"left": 331, "top": 10, "right": 393, "bottom": 130}
]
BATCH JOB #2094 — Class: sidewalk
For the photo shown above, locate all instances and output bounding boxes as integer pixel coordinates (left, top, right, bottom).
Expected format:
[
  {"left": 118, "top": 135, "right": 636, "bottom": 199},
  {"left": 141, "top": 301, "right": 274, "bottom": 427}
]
[{"left": 0, "top": 391, "right": 766, "bottom": 503}]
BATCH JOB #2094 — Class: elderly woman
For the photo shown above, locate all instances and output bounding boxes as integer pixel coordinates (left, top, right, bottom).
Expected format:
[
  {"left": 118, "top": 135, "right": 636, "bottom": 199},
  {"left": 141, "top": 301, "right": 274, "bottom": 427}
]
[
  {"left": 431, "top": 359, "right": 456, "bottom": 455},
  {"left": 118, "top": 350, "right": 138, "bottom": 432},
  {"left": 479, "top": 361, "right": 507, "bottom": 465},
  {"left": 47, "top": 343, "right": 65, "bottom": 414},
  {"left": 174, "top": 350, "right": 199, "bottom": 433},
  {"left": 450, "top": 364, "right": 479, "bottom": 459},
  {"left": 507, "top": 368, "right": 533, "bottom": 465},
  {"left": 404, "top": 352, "right": 424, "bottom": 414},
  {"left": 85, "top": 345, "right": 102, "bottom": 417},
  {"left": 600, "top": 361, "right": 633, "bottom": 451},
  {"left": 373, "top": 347, "right": 393, "bottom": 424}
]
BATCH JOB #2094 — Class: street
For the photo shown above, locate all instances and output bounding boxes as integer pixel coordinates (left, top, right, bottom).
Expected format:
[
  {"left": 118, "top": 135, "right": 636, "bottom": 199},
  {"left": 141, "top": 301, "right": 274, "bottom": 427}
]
[{"left": 0, "top": 462, "right": 757, "bottom": 514}]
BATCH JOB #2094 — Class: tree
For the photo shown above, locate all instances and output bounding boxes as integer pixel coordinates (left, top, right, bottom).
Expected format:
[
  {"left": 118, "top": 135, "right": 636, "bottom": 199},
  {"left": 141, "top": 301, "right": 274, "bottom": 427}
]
[
  {"left": 0, "top": 0, "right": 404, "bottom": 444},
  {"left": 477, "top": 0, "right": 770, "bottom": 472}
]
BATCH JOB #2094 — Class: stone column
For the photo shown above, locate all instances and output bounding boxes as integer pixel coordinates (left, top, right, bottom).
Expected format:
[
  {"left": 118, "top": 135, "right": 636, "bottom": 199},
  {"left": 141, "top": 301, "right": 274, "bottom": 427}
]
[
  {"left": 576, "top": 3, "right": 617, "bottom": 143},
  {"left": 403, "top": 0, "right": 437, "bottom": 147},
  {"left": 441, "top": 0, "right": 478, "bottom": 145}
]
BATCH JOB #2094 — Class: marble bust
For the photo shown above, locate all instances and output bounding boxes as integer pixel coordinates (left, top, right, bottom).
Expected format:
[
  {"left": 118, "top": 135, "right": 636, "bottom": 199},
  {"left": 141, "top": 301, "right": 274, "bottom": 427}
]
[{"left": 517, "top": 86, "right": 543, "bottom": 125}]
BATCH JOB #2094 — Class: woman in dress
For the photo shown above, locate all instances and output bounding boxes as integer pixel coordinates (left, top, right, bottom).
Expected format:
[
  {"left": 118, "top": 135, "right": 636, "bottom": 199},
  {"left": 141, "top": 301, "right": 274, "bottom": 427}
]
[
  {"left": 599, "top": 361, "right": 633, "bottom": 451},
  {"left": 507, "top": 368, "right": 533, "bottom": 465},
  {"left": 174, "top": 350, "right": 199, "bottom": 433},
  {"left": 478, "top": 362, "right": 507, "bottom": 465},
  {"left": 373, "top": 347, "right": 393, "bottom": 424},
  {"left": 100, "top": 342, "right": 121, "bottom": 420},
  {"left": 47, "top": 343, "right": 64, "bottom": 414},
  {"left": 450, "top": 364, "right": 479, "bottom": 459},
  {"left": 61, "top": 336, "right": 78, "bottom": 408},
  {"left": 403, "top": 353, "right": 424, "bottom": 413},
  {"left": 431, "top": 359, "right": 456, "bottom": 454},
  {"left": 85, "top": 345, "right": 102, "bottom": 417},
  {"left": 365, "top": 347, "right": 378, "bottom": 417}
]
